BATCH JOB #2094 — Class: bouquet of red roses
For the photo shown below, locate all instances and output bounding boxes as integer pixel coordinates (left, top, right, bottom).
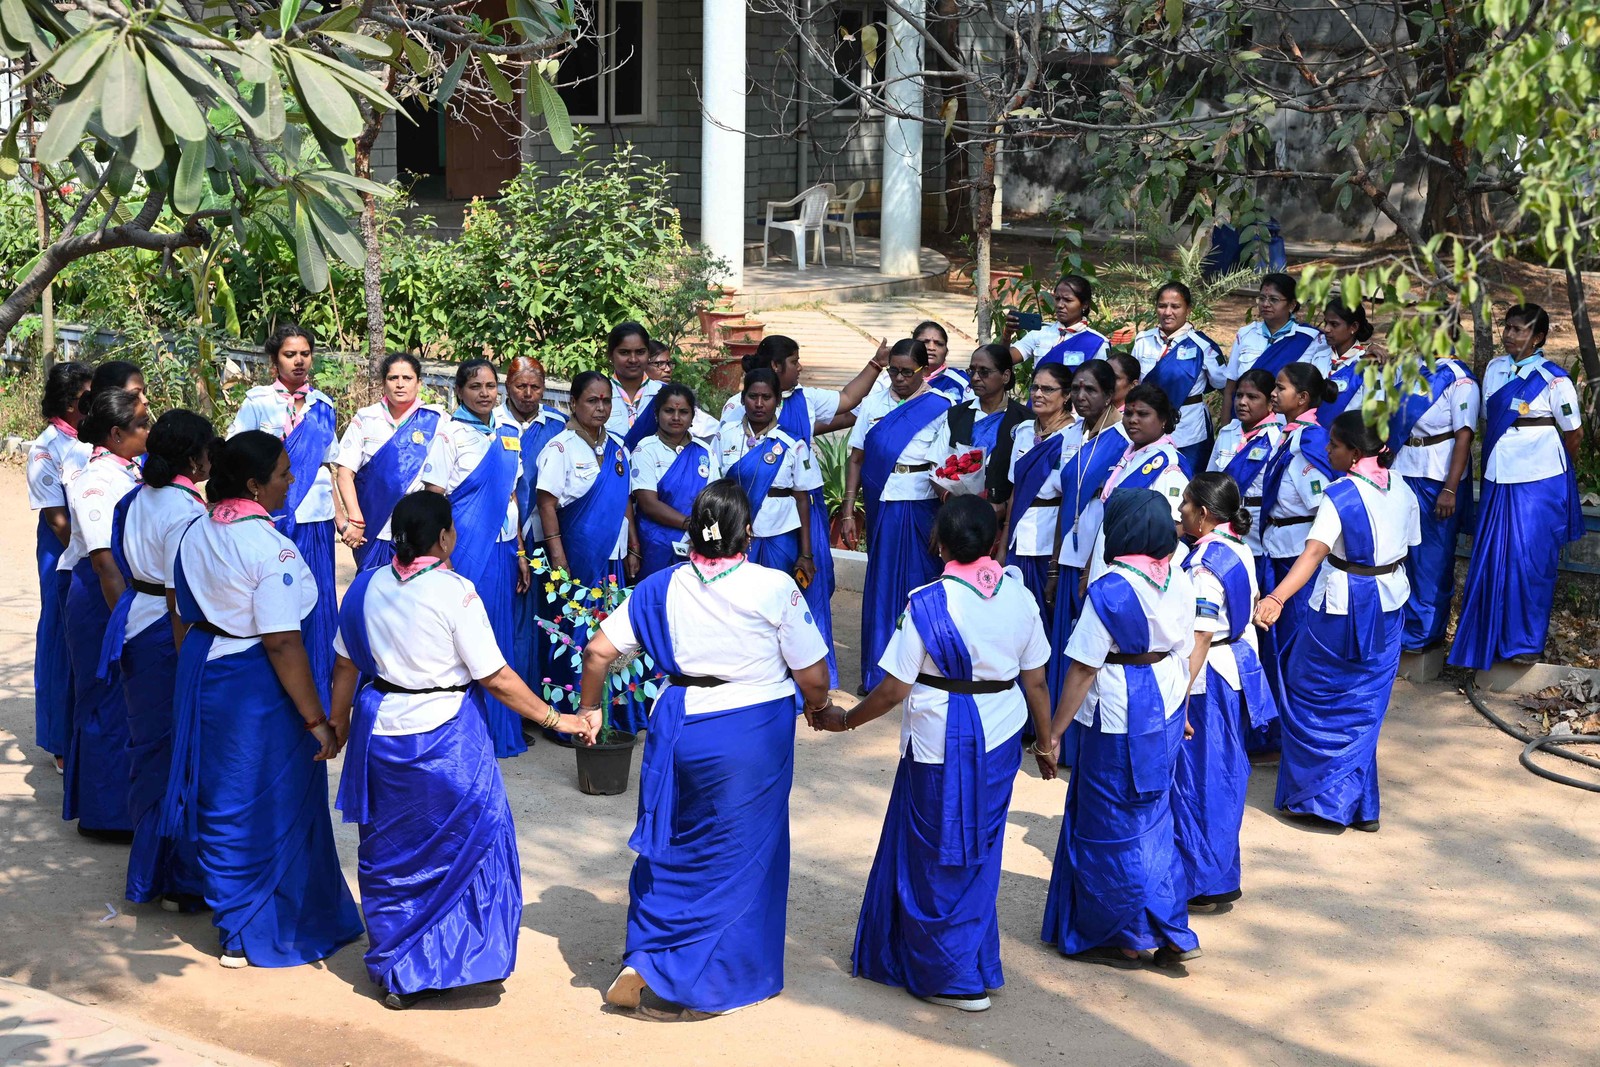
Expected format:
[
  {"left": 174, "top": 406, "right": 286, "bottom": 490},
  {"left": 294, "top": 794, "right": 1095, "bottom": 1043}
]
[{"left": 931, "top": 448, "right": 987, "bottom": 497}]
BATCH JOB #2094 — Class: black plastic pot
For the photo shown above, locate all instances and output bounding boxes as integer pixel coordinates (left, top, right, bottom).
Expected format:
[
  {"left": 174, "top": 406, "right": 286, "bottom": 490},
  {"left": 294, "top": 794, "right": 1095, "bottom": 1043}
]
[{"left": 575, "top": 731, "right": 638, "bottom": 796}]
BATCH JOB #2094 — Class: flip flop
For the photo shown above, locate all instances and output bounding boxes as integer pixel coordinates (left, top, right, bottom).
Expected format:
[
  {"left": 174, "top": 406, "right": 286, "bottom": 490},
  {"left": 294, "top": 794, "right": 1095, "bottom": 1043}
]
[{"left": 1067, "top": 946, "right": 1143, "bottom": 969}]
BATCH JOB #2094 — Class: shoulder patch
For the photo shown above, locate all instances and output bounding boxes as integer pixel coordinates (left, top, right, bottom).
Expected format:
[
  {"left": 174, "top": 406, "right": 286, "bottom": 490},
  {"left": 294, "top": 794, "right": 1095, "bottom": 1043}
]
[
  {"left": 279, "top": 549, "right": 297, "bottom": 562},
  {"left": 282, "top": 573, "right": 294, "bottom": 586}
]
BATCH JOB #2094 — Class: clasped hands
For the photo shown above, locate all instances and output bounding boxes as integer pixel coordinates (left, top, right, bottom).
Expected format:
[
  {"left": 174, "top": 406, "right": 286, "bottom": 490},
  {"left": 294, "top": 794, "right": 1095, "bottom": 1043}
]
[{"left": 803, "top": 702, "right": 851, "bottom": 732}]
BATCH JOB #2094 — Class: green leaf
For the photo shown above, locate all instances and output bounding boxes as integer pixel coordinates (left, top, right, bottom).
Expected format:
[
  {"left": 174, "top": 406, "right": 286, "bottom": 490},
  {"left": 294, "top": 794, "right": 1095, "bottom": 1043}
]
[
  {"left": 288, "top": 50, "right": 363, "bottom": 137},
  {"left": 320, "top": 5, "right": 361, "bottom": 32},
  {"left": 436, "top": 51, "right": 469, "bottom": 106},
  {"left": 279, "top": 0, "right": 302, "bottom": 37},
  {"left": 0, "top": 109, "right": 21, "bottom": 179},
  {"left": 320, "top": 29, "right": 394, "bottom": 59},
  {"left": 104, "top": 152, "right": 137, "bottom": 196},
  {"left": 291, "top": 196, "right": 330, "bottom": 291},
  {"left": 531, "top": 72, "right": 572, "bottom": 152},
  {"left": 237, "top": 34, "right": 273, "bottom": 83},
  {"left": 37, "top": 57, "right": 110, "bottom": 163},
  {"left": 480, "top": 54, "right": 514, "bottom": 103},
  {"left": 144, "top": 50, "right": 207, "bottom": 143},
  {"left": 305, "top": 113, "right": 353, "bottom": 173},
  {"left": 0, "top": 0, "right": 40, "bottom": 50},
  {"left": 305, "top": 193, "right": 365, "bottom": 268},
  {"left": 241, "top": 75, "right": 287, "bottom": 140},
  {"left": 401, "top": 36, "right": 429, "bottom": 73},
  {"left": 101, "top": 44, "right": 147, "bottom": 138},
  {"left": 36, "top": 26, "right": 113, "bottom": 86},
  {"left": 301, "top": 168, "right": 394, "bottom": 197},
  {"left": 1163, "top": 0, "right": 1183, "bottom": 32},
  {"left": 173, "top": 136, "right": 206, "bottom": 214}
]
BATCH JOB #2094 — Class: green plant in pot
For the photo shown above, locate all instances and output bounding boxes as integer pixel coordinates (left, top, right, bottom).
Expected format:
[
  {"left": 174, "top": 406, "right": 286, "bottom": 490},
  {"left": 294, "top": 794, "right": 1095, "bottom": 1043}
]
[
  {"left": 531, "top": 551, "right": 660, "bottom": 794},
  {"left": 816, "top": 434, "right": 866, "bottom": 553}
]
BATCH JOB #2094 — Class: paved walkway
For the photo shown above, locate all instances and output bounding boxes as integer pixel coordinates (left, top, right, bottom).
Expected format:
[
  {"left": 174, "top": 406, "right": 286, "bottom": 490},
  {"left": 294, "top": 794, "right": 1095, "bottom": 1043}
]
[
  {"left": 0, "top": 979, "right": 265, "bottom": 1067},
  {"left": 750, "top": 291, "right": 986, "bottom": 389}
]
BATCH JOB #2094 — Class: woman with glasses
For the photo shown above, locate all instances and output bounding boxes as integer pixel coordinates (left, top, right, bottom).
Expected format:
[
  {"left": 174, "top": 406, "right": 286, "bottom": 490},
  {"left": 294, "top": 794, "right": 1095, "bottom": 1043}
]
[
  {"left": 1451, "top": 303, "right": 1584, "bottom": 670},
  {"left": 1220, "top": 273, "right": 1333, "bottom": 418},
  {"left": 931, "top": 345, "right": 1031, "bottom": 508},
  {"left": 841, "top": 339, "right": 954, "bottom": 693},
  {"left": 1000, "top": 362, "right": 1074, "bottom": 615},
  {"left": 645, "top": 341, "right": 721, "bottom": 442}
]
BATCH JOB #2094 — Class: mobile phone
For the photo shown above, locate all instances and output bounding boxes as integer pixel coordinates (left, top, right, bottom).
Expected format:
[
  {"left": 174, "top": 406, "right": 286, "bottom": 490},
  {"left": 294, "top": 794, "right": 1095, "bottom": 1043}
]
[{"left": 1014, "top": 311, "right": 1043, "bottom": 332}]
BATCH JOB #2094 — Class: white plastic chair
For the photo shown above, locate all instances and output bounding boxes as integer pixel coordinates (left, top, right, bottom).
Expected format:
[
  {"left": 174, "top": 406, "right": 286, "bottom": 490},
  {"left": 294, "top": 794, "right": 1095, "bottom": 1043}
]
[
  {"left": 762, "top": 184, "right": 834, "bottom": 270},
  {"left": 824, "top": 180, "right": 866, "bottom": 264}
]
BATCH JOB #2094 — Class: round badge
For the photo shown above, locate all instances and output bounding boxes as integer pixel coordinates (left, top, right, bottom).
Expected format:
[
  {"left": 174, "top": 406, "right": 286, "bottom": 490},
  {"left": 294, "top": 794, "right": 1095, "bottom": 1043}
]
[
  {"left": 615, "top": 461, "right": 625, "bottom": 476},
  {"left": 42, "top": 475, "right": 54, "bottom": 486},
  {"left": 88, "top": 510, "right": 101, "bottom": 522},
  {"left": 698, "top": 461, "right": 710, "bottom": 478},
  {"left": 411, "top": 430, "right": 425, "bottom": 444},
  {"left": 282, "top": 573, "right": 294, "bottom": 586},
  {"left": 764, "top": 451, "right": 777, "bottom": 464}
]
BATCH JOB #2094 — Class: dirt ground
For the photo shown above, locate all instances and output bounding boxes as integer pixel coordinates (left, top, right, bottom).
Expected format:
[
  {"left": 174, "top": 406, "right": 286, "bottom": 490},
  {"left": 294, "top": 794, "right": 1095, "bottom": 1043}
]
[{"left": 1, "top": 461, "right": 1597, "bottom": 1067}]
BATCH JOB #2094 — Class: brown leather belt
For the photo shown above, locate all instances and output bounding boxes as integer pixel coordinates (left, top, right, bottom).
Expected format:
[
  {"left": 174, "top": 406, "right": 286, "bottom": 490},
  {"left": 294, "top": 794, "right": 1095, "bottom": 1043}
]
[
  {"left": 1028, "top": 496, "right": 1062, "bottom": 509},
  {"left": 1182, "top": 395, "right": 1206, "bottom": 406},
  {"left": 1106, "top": 651, "right": 1165, "bottom": 665},
  {"left": 916, "top": 673, "right": 1014, "bottom": 694},
  {"left": 1513, "top": 416, "right": 1558, "bottom": 429},
  {"left": 1406, "top": 431, "right": 1455, "bottom": 448},
  {"left": 131, "top": 579, "right": 166, "bottom": 597},
  {"left": 373, "top": 679, "right": 470, "bottom": 695},
  {"left": 1329, "top": 556, "right": 1401, "bottom": 576}
]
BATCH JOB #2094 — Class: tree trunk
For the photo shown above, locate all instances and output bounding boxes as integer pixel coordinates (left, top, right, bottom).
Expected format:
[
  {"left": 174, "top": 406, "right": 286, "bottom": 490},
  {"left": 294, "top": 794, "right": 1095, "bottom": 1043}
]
[
  {"left": 930, "top": 0, "right": 970, "bottom": 237},
  {"left": 972, "top": 139, "right": 997, "bottom": 341},
  {"left": 1568, "top": 264, "right": 1600, "bottom": 382},
  {"left": 354, "top": 111, "right": 387, "bottom": 370}
]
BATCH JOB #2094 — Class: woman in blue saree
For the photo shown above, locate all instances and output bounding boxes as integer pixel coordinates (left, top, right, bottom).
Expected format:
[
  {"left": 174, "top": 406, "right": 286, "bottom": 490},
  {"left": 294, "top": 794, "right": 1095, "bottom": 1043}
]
[
  {"left": 934, "top": 344, "right": 1031, "bottom": 517},
  {"left": 717, "top": 369, "right": 819, "bottom": 581},
  {"left": 841, "top": 339, "right": 953, "bottom": 692},
  {"left": 633, "top": 383, "right": 716, "bottom": 579},
  {"left": 1041, "top": 487, "right": 1200, "bottom": 971},
  {"left": 98, "top": 410, "right": 215, "bottom": 908},
  {"left": 422, "top": 359, "right": 532, "bottom": 759},
  {"left": 812, "top": 497, "right": 1054, "bottom": 1013},
  {"left": 27, "top": 360, "right": 92, "bottom": 767},
  {"left": 227, "top": 324, "right": 345, "bottom": 709},
  {"left": 537, "top": 371, "right": 646, "bottom": 734},
  {"left": 331, "top": 492, "right": 599, "bottom": 1009},
  {"left": 333, "top": 352, "right": 444, "bottom": 572},
  {"left": 63, "top": 388, "right": 149, "bottom": 839},
  {"left": 1001, "top": 361, "right": 1072, "bottom": 612},
  {"left": 1256, "top": 412, "right": 1420, "bottom": 830},
  {"left": 588, "top": 480, "right": 832, "bottom": 1019},
  {"left": 496, "top": 357, "right": 567, "bottom": 683},
  {"left": 162, "top": 431, "right": 363, "bottom": 969}
]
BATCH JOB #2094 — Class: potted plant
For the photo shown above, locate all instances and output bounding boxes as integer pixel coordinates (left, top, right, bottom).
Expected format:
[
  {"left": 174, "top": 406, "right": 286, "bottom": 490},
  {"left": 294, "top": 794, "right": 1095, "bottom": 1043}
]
[
  {"left": 816, "top": 435, "right": 866, "bottom": 550},
  {"left": 530, "top": 553, "right": 661, "bottom": 795},
  {"left": 718, "top": 318, "right": 766, "bottom": 346}
]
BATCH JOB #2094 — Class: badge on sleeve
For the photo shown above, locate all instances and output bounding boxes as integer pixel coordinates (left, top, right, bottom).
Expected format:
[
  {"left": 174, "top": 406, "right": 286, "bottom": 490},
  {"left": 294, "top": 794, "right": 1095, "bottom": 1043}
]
[
  {"left": 1247, "top": 445, "right": 1266, "bottom": 460},
  {"left": 1563, "top": 403, "right": 1574, "bottom": 416}
]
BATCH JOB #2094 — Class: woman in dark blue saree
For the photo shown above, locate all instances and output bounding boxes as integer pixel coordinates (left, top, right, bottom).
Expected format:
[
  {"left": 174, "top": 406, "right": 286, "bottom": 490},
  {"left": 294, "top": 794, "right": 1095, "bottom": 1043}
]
[
  {"left": 631, "top": 383, "right": 715, "bottom": 579},
  {"left": 162, "top": 431, "right": 362, "bottom": 969},
  {"left": 331, "top": 492, "right": 599, "bottom": 1009}
]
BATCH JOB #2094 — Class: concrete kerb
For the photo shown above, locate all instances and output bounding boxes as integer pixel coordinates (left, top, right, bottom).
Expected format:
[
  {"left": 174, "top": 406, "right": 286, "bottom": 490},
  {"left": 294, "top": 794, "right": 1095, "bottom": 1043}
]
[{"left": 1473, "top": 660, "right": 1600, "bottom": 695}]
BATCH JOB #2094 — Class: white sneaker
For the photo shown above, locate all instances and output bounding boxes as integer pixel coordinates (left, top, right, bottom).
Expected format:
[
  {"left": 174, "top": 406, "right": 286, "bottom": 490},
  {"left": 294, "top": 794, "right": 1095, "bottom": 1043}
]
[
  {"left": 605, "top": 966, "right": 646, "bottom": 1008},
  {"left": 922, "top": 993, "right": 991, "bottom": 1012},
  {"left": 220, "top": 950, "right": 248, "bottom": 969}
]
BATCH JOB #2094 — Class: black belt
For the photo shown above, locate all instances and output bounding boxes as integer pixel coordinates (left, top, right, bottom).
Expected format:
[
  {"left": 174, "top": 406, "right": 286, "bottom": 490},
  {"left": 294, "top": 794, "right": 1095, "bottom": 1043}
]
[
  {"left": 192, "top": 620, "right": 245, "bottom": 640},
  {"left": 1182, "top": 395, "right": 1206, "bottom": 406},
  {"left": 1329, "top": 556, "right": 1401, "bottom": 576},
  {"left": 766, "top": 487, "right": 795, "bottom": 499},
  {"left": 131, "top": 579, "right": 165, "bottom": 597},
  {"left": 373, "top": 678, "right": 470, "bottom": 695},
  {"left": 668, "top": 673, "right": 727, "bottom": 688},
  {"left": 1106, "top": 651, "right": 1165, "bottom": 665},
  {"left": 1211, "top": 634, "right": 1239, "bottom": 646},
  {"left": 916, "top": 673, "right": 1014, "bottom": 694},
  {"left": 1512, "top": 416, "right": 1558, "bottom": 429},
  {"left": 1028, "top": 496, "right": 1061, "bottom": 509},
  {"left": 1267, "top": 514, "right": 1315, "bottom": 528},
  {"left": 893, "top": 462, "right": 933, "bottom": 474},
  {"left": 1406, "top": 431, "right": 1454, "bottom": 448},
  {"left": 1243, "top": 496, "right": 1263, "bottom": 507}
]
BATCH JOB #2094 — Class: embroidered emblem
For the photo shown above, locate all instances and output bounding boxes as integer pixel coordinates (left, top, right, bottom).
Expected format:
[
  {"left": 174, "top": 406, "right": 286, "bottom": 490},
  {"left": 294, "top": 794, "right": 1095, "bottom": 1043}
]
[
  {"left": 464, "top": 592, "right": 479, "bottom": 607},
  {"left": 88, "top": 510, "right": 101, "bottom": 521},
  {"left": 412, "top": 430, "right": 425, "bottom": 444},
  {"left": 791, "top": 591, "right": 802, "bottom": 606},
  {"left": 697, "top": 460, "right": 710, "bottom": 478},
  {"left": 1311, "top": 479, "right": 1323, "bottom": 493},
  {"left": 83, "top": 487, "right": 104, "bottom": 498},
  {"left": 553, "top": 441, "right": 565, "bottom": 453},
  {"left": 1563, "top": 403, "right": 1574, "bottom": 416},
  {"left": 32, "top": 451, "right": 49, "bottom": 463},
  {"left": 279, "top": 549, "right": 297, "bottom": 562},
  {"left": 1247, "top": 445, "right": 1266, "bottom": 460}
]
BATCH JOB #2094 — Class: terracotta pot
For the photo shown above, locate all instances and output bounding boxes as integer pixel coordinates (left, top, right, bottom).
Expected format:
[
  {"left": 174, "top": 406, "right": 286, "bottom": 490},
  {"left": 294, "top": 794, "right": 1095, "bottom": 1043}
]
[
  {"left": 698, "top": 308, "right": 744, "bottom": 339},
  {"left": 829, "top": 504, "right": 866, "bottom": 551},
  {"left": 1109, "top": 324, "right": 1137, "bottom": 345},
  {"left": 718, "top": 320, "right": 766, "bottom": 345},
  {"left": 987, "top": 269, "right": 1023, "bottom": 300},
  {"left": 708, "top": 354, "right": 745, "bottom": 392}
]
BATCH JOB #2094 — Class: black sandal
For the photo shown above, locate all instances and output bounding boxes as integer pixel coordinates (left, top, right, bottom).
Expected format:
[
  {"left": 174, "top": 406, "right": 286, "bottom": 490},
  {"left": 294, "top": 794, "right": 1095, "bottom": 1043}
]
[
  {"left": 1067, "top": 946, "right": 1142, "bottom": 969},
  {"left": 1151, "top": 945, "right": 1202, "bottom": 969}
]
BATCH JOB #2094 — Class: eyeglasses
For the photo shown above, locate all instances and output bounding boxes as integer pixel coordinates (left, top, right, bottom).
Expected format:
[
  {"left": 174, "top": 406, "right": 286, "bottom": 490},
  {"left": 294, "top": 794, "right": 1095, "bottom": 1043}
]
[
  {"left": 1258, "top": 293, "right": 1288, "bottom": 306},
  {"left": 970, "top": 366, "right": 1000, "bottom": 378},
  {"left": 1031, "top": 384, "right": 1064, "bottom": 395},
  {"left": 647, "top": 358, "right": 672, "bottom": 368},
  {"left": 886, "top": 366, "right": 922, "bottom": 379}
]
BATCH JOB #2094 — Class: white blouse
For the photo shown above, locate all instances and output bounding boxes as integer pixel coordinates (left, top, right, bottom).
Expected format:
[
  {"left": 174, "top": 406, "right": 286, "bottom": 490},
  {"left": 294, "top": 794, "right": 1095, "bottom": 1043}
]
[
  {"left": 122, "top": 483, "right": 206, "bottom": 639},
  {"left": 332, "top": 564, "right": 507, "bottom": 735},
  {"left": 175, "top": 514, "right": 319, "bottom": 661},
  {"left": 847, "top": 389, "right": 948, "bottom": 501},
  {"left": 335, "top": 402, "right": 446, "bottom": 540},
  {"left": 1186, "top": 531, "right": 1259, "bottom": 694},
  {"left": 227, "top": 385, "right": 338, "bottom": 523},
  {"left": 1480, "top": 355, "right": 1582, "bottom": 484},
  {"left": 631, "top": 435, "right": 718, "bottom": 495},
  {"left": 63, "top": 452, "right": 141, "bottom": 572},
  {"left": 879, "top": 569, "right": 1051, "bottom": 762},
  {"left": 1130, "top": 325, "right": 1225, "bottom": 449},
  {"left": 1064, "top": 565, "right": 1196, "bottom": 732},
  {"left": 1006, "top": 420, "right": 1072, "bottom": 557},
  {"left": 1012, "top": 320, "right": 1110, "bottom": 367},
  {"left": 1225, "top": 321, "right": 1332, "bottom": 381},
  {"left": 1083, "top": 440, "right": 1189, "bottom": 578},
  {"left": 716, "top": 423, "right": 820, "bottom": 537},
  {"left": 1306, "top": 473, "right": 1421, "bottom": 614},
  {"left": 1390, "top": 360, "right": 1480, "bottom": 483},
  {"left": 606, "top": 377, "right": 662, "bottom": 441},
  {"left": 1208, "top": 415, "right": 1285, "bottom": 556},
  {"left": 421, "top": 418, "right": 521, "bottom": 542},
  {"left": 600, "top": 561, "right": 828, "bottom": 715},
  {"left": 28, "top": 423, "right": 90, "bottom": 511},
  {"left": 1261, "top": 424, "right": 1330, "bottom": 559}
]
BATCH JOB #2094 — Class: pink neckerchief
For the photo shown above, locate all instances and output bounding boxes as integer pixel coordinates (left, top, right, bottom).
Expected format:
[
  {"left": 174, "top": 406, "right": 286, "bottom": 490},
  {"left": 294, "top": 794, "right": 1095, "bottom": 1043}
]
[
  {"left": 1102, "top": 436, "right": 1174, "bottom": 500},
  {"left": 689, "top": 551, "right": 745, "bottom": 583},
  {"left": 943, "top": 555, "right": 1004, "bottom": 599},
  {"left": 1240, "top": 412, "right": 1284, "bottom": 444},
  {"left": 1196, "top": 524, "right": 1245, "bottom": 551},
  {"left": 90, "top": 447, "right": 142, "bottom": 484},
  {"left": 172, "top": 475, "right": 203, "bottom": 503},
  {"left": 1059, "top": 318, "right": 1089, "bottom": 336},
  {"left": 274, "top": 378, "right": 311, "bottom": 432},
  {"left": 1349, "top": 454, "right": 1390, "bottom": 490},
  {"left": 1285, "top": 409, "right": 1319, "bottom": 437},
  {"left": 393, "top": 554, "right": 443, "bottom": 581},
  {"left": 211, "top": 497, "right": 272, "bottom": 524},
  {"left": 48, "top": 417, "right": 78, "bottom": 438},
  {"left": 384, "top": 398, "right": 421, "bottom": 427},
  {"left": 1112, "top": 553, "right": 1171, "bottom": 587}
]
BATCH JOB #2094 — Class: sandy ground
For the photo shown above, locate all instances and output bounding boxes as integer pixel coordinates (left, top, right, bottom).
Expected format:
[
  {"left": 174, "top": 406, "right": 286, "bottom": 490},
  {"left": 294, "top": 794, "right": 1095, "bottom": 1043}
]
[{"left": 0, "top": 461, "right": 1596, "bottom": 1067}]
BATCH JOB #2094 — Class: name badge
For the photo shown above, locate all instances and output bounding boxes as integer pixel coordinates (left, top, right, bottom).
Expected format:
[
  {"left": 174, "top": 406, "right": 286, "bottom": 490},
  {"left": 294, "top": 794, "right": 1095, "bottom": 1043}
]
[{"left": 502, "top": 435, "right": 522, "bottom": 451}]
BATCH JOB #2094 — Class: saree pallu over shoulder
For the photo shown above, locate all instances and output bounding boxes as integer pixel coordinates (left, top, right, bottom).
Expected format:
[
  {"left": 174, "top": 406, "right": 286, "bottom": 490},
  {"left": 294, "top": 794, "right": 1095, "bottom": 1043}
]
[
  {"left": 1145, "top": 337, "right": 1206, "bottom": 413},
  {"left": 447, "top": 424, "right": 521, "bottom": 588},
  {"left": 353, "top": 407, "right": 443, "bottom": 570},
  {"left": 63, "top": 557, "right": 132, "bottom": 831},
  {"left": 1251, "top": 330, "right": 1316, "bottom": 380},
  {"left": 861, "top": 392, "right": 951, "bottom": 505},
  {"left": 276, "top": 400, "right": 336, "bottom": 538},
  {"left": 514, "top": 411, "right": 566, "bottom": 528},
  {"left": 95, "top": 486, "right": 142, "bottom": 679},
  {"left": 558, "top": 436, "right": 630, "bottom": 585},
  {"left": 730, "top": 436, "right": 789, "bottom": 526},
  {"left": 777, "top": 391, "right": 840, "bottom": 686},
  {"left": 1187, "top": 542, "right": 1276, "bottom": 729},
  {"left": 1008, "top": 434, "right": 1065, "bottom": 540},
  {"left": 1085, "top": 573, "right": 1176, "bottom": 792},
  {"left": 1482, "top": 361, "right": 1584, "bottom": 542},
  {"left": 637, "top": 443, "right": 712, "bottom": 579}
]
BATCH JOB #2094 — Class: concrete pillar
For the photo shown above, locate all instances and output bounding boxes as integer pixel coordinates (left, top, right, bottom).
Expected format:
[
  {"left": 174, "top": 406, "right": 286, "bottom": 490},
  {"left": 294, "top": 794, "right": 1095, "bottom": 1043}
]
[
  {"left": 701, "top": 0, "right": 746, "bottom": 288},
  {"left": 879, "top": 0, "right": 923, "bottom": 276}
]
